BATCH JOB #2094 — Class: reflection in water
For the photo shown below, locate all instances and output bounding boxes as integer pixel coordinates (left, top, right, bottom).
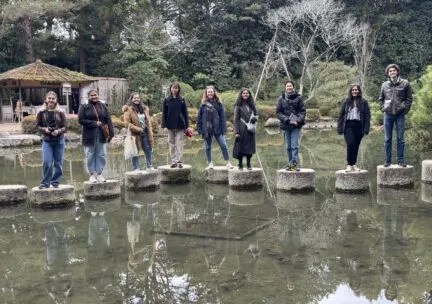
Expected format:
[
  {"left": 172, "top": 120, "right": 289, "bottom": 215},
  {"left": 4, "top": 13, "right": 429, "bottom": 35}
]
[{"left": 421, "top": 182, "right": 432, "bottom": 204}]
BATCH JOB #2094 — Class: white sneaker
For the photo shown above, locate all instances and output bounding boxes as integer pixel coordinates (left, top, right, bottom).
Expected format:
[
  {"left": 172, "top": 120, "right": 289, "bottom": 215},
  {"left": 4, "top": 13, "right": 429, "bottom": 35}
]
[
  {"left": 89, "top": 174, "right": 97, "bottom": 183},
  {"left": 345, "top": 165, "right": 353, "bottom": 173},
  {"left": 352, "top": 165, "right": 360, "bottom": 172},
  {"left": 97, "top": 174, "right": 106, "bottom": 183},
  {"left": 226, "top": 161, "right": 234, "bottom": 169},
  {"left": 206, "top": 162, "right": 214, "bottom": 170},
  {"left": 146, "top": 166, "right": 156, "bottom": 172}
]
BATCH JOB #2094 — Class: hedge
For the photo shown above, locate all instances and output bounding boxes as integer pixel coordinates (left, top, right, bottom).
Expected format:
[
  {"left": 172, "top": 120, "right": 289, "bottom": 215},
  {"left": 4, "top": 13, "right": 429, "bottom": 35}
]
[{"left": 305, "top": 108, "right": 321, "bottom": 122}]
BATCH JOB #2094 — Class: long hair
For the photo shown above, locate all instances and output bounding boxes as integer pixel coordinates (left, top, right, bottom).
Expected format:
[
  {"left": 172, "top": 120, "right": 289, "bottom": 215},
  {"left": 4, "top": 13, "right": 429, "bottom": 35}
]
[
  {"left": 41, "top": 91, "right": 60, "bottom": 111},
  {"left": 201, "top": 85, "right": 220, "bottom": 104},
  {"left": 127, "top": 92, "right": 140, "bottom": 104},
  {"left": 168, "top": 82, "right": 181, "bottom": 96},
  {"left": 347, "top": 84, "right": 362, "bottom": 107},
  {"left": 235, "top": 88, "right": 254, "bottom": 107}
]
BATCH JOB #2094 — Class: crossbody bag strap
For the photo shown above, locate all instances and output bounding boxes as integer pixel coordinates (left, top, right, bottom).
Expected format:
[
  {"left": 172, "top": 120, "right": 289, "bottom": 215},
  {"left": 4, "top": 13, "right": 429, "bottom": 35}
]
[{"left": 91, "top": 104, "right": 101, "bottom": 122}]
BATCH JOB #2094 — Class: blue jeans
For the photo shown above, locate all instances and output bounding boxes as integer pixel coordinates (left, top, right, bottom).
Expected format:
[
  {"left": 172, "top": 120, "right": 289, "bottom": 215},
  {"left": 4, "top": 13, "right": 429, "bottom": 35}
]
[
  {"left": 41, "top": 139, "right": 65, "bottom": 187},
  {"left": 284, "top": 128, "right": 301, "bottom": 164},
  {"left": 204, "top": 134, "right": 229, "bottom": 163},
  {"left": 84, "top": 132, "right": 107, "bottom": 174},
  {"left": 132, "top": 132, "right": 152, "bottom": 170},
  {"left": 384, "top": 113, "right": 405, "bottom": 163}
]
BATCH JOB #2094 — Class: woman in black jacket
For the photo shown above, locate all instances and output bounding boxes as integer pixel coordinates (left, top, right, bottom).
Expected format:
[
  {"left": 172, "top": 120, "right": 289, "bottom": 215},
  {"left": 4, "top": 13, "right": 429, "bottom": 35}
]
[
  {"left": 161, "top": 82, "right": 189, "bottom": 168},
  {"left": 276, "top": 81, "right": 306, "bottom": 171},
  {"left": 337, "top": 84, "right": 371, "bottom": 172},
  {"left": 36, "top": 91, "right": 67, "bottom": 189},
  {"left": 78, "top": 90, "right": 114, "bottom": 183},
  {"left": 233, "top": 88, "right": 257, "bottom": 170}
]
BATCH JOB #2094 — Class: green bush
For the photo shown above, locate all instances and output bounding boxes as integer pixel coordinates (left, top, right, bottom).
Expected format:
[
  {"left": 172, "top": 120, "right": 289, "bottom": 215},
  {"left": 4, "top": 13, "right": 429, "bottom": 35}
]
[
  {"left": 218, "top": 90, "right": 239, "bottom": 119},
  {"left": 22, "top": 115, "right": 38, "bottom": 134},
  {"left": 407, "top": 65, "right": 432, "bottom": 151},
  {"left": 257, "top": 104, "right": 276, "bottom": 120},
  {"left": 370, "top": 102, "right": 383, "bottom": 126},
  {"left": 305, "top": 108, "right": 321, "bottom": 122}
]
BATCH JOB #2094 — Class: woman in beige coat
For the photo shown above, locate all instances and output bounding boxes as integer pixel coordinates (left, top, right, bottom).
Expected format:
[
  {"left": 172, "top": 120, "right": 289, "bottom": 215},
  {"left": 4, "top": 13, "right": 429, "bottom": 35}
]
[{"left": 123, "top": 92, "right": 154, "bottom": 171}]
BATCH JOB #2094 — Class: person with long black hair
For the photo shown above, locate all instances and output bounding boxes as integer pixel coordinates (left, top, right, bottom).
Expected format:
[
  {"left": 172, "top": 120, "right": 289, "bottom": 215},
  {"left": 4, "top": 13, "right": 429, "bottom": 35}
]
[
  {"left": 233, "top": 88, "right": 257, "bottom": 170},
  {"left": 337, "top": 84, "right": 371, "bottom": 172}
]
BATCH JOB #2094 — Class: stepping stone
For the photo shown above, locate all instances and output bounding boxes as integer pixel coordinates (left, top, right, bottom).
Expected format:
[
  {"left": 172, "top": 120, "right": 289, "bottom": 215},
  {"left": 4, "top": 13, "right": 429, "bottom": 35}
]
[
  {"left": 125, "top": 170, "right": 159, "bottom": 191},
  {"left": 421, "top": 183, "right": 432, "bottom": 203},
  {"left": 377, "top": 187, "right": 415, "bottom": 206},
  {"left": 83, "top": 180, "right": 121, "bottom": 199},
  {"left": 276, "top": 168, "right": 315, "bottom": 192},
  {"left": 0, "top": 185, "right": 28, "bottom": 205},
  {"left": 205, "top": 166, "right": 228, "bottom": 184},
  {"left": 276, "top": 191, "right": 315, "bottom": 213},
  {"left": 421, "top": 160, "right": 432, "bottom": 184},
  {"left": 31, "top": 206, "right": 75, "bottom": 224},
  {"left": 158, "top": 165, "right": 191, "bottom": 184},
  {"left": 85, "top": 196, "right": 122, "bottom": 213},
  {"left": 335, "top": 169, "right": 369, "bottom": 193},
  {"left": 377, "top": 165, "right": 414, "bottom": 188},
  {"left": 228, "top": 167, "right": 263, "bottom": 189},
  {"left": 30, "top": 185, "right": 75, "bottom": 208}
]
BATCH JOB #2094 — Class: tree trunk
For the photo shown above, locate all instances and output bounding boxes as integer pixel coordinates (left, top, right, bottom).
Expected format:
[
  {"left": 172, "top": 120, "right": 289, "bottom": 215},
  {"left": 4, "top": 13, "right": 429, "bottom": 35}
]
[{"left": 22, "top": 15, "right": 34, "bottom": 63}]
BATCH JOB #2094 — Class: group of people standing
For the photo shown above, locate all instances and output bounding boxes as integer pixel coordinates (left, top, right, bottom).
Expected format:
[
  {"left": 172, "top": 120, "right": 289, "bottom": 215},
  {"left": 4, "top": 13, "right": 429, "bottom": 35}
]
[{"left": 36, "top": 63, "right": 412, "bottom": 189}]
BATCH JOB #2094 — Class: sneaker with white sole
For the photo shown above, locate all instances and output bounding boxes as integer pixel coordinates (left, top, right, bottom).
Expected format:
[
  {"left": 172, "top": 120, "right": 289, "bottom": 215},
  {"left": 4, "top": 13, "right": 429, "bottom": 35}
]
[
  {"left": 97, "top": 174, "right": 106, "bottom": 183},
  {"left": 226, "top": 161, "right": 234, "bottom": 169},
  {"left": 345, "top": 165, "right": 353, "bottom": 173},
  {"left": 89, "top": 174, "right": 97, "bottom": 183},
  {"left": 352, "top": 165, "right": 360, "bottom": 171},
  {"left": 206, "top": 162, "right": 214, "bottom": 170}
]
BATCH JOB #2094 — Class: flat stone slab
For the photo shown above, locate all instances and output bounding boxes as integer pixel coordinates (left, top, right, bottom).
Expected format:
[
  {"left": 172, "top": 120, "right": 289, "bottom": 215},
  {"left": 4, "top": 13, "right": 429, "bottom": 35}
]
[
  {"left": 335, "top": 170, "right": 369, "bottom": 193},
  {"left": 30, "top": 185, "right": 75, "bottom": 208},
  {"left": 421, "top": 160, "right": 432, "bottom": 184},
  {"left": 276, "top": 169, "right": 315, "bottom": 192},
  {"left": 125, "top": 170, "right": 159, "bottom": 191},
  {"left": 0, "top": 134, "right": 41, "bottom": 148},
  {"left": 421, "top": 183, "right": 432, "bottom": 204},
  {"left": 0, "top": 185, "right": 28, "bottom": 205},
  {"left": 276, "top": 191, "right": 316, "bottom": 212},
  {"left": 84, "top": 196, "right": 122, "bottom": 213},
  {"left": 31, "top": 206, "right": 75, "bottom": 224},
  {"left": 83, "top": 180, "right": 121, "bottom": 199},
  {"left": 377, "top": 165, "right": 414, "bottom": 188},
  {"left": 158, "top": 165, "right": 191, "bottom": 184},
  {"left": 228, "top": 168, "right": 263, "bottom": 189},
  {"left": 377, "top": 187, "right": 415, "bottom": 206},
  {"left": 205, "top": 166, "right": 228, "bottom": 184}
]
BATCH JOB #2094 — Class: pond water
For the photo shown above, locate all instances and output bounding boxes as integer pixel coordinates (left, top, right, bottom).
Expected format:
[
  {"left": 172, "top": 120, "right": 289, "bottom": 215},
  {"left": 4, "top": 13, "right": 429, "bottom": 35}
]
[{"left": 1, "top": 129, "right": 432, "bottom": 304}]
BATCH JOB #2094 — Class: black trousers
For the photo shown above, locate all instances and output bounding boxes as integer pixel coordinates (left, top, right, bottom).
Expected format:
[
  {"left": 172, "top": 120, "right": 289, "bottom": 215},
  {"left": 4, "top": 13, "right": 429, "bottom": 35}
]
[{"left": 344, "top": 120, "right": 363, "bottom": 166}]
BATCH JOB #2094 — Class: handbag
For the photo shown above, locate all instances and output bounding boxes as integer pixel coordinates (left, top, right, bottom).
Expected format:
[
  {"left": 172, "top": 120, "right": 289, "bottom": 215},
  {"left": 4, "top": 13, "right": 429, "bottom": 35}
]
[
  {"left": 92, "top": 104, "right": 111, "bottom": 141},
  {"left": 241, "top": 113, "right": 258, "bottom": 133},
  {"left": 124, "top": 124, "right": 138, "bottom": 160},
  {"left": 232, "top": 137, "right": 240, "bottom": 159}
]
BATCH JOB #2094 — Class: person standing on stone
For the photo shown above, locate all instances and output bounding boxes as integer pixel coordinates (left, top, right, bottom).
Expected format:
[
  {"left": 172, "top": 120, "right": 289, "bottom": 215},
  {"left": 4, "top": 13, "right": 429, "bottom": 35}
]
[
  {"left": 78, "top": 90, "right": 114, "bottom": 183},
  {"left": 233, "top": 88, "right": 257, "bottom": 170},
  {"left": 276, "top": 81, "right": 306, "bottom": 171},
  {"left": 337, "top": 84, "right": 371, "bottom": 172},
  {"left": 197, "top": 85, "right": 233, "bottom": 169},
  {"left": 36, "top": 91, "right": 67, "bottom": 189},
  {"left": 123, "top": 92, "right": 155, "bottom": 172},
  {"left": 161, "top": 82, "right": 189, "bottom": 168},
  {"left": 379, "top": 63, "right": 413, "bottom": 167}
]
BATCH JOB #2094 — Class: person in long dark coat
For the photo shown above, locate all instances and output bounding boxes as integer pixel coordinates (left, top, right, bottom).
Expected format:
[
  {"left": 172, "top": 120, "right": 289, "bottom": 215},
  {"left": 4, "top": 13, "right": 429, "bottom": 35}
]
[{"left": 233, "top": 88, "right": 257, "bottom": 170}]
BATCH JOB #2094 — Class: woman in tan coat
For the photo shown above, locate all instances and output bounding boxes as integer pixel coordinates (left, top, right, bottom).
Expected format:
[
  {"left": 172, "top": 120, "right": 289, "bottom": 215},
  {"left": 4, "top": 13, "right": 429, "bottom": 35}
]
[{"left": 123, "top": 92, "right": 155, "bottom": 171}]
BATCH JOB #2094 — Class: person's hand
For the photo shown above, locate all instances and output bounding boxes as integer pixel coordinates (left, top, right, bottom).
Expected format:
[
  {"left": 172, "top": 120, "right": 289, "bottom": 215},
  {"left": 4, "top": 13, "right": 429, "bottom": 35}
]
[
  {"left": 140, "top": 128, "right": 144, "bottom": 133},
  {"left": 291, "top": 121, "right": 298, "bottom": 126},
  {"left": 96, "top": 121, "right": 102, "bottom": 127},
  {"left": 43, "top": 127, "right": 51, "bottom": 134},
  {"left": 250, "top": 117, "right": 257, "bottom": 124},
  {"left": 235, "top": 134, "right": 240, "bottom": 138},
  {"left": 51, "top": 130, "right": 59, "bottom": 136}
]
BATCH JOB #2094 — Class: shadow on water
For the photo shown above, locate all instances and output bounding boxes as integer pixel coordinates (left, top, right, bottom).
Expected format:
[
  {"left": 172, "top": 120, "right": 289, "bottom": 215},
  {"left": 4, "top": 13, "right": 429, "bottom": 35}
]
[{"left": 2, "top": 130, "right": 432, "bottom": 303}]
